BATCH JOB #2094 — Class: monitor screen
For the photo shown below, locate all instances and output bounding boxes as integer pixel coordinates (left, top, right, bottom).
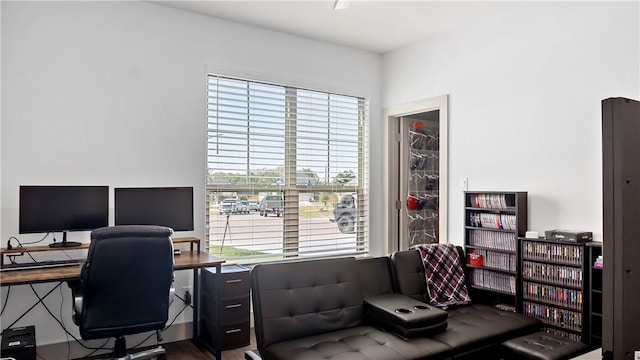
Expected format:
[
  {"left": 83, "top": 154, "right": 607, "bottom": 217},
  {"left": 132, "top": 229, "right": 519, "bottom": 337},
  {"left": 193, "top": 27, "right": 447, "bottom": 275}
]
[
  {"left": 114, "top": 187, "right": 194, "bottom": 231},
  {"left": 19, "top": 185, "right": 109, "bottom": 234}
]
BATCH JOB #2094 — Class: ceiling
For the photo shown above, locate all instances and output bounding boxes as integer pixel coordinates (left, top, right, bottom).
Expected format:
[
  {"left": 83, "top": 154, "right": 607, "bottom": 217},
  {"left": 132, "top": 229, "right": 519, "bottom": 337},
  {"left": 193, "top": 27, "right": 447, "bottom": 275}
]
[{"left": 150, "top": 1, "right": 504, "bottom": 54}]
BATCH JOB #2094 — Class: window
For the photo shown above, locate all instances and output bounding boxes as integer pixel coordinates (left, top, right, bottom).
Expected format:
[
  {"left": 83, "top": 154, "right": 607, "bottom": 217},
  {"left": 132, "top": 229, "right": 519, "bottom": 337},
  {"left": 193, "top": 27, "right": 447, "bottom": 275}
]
[{"left": 206, "top": 75, "right": 368, "bottom": 263}]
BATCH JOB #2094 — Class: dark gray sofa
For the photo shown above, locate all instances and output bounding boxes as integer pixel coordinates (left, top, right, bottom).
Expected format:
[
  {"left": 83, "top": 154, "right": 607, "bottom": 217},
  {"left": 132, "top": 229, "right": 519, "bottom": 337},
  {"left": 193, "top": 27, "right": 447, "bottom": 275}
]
[{"left": 247, "top": 249, "right": 541, "bottom": 360}]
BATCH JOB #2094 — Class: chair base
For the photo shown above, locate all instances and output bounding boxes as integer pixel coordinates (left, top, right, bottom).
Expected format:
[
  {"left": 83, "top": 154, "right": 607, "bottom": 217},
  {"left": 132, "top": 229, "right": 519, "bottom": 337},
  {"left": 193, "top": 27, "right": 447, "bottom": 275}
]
[
  {"left": 117, "top": 346, "right": 166, "bottom": 360},
  {"left": 110, "top": 336, "right": 165, "bottom": 360}
]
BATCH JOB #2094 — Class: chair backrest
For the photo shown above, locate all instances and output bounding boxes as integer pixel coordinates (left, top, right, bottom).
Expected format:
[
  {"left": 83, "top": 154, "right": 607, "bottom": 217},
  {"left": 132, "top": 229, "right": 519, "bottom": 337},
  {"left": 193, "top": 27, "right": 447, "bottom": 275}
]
[{"left": 78, "top": 225, "right": 174, "bottom": 340}]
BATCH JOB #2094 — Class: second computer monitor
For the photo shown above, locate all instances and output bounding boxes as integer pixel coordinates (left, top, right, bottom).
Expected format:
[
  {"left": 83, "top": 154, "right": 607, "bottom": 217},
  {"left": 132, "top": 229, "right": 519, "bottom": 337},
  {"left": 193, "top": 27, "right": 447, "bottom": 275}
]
[{"left": 114, "top": 187, "right": 194, "bottom": 231}]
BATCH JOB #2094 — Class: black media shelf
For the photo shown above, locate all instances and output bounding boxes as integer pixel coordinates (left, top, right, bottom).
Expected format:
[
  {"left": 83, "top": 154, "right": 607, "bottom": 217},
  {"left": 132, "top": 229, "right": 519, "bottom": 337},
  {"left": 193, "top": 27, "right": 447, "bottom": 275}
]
[
  {"left": 470, "top": 285, "right": 516, "bottom": 297},
  {"left": 465, "top": 226, "right": 517, "bottom": 234},
  {"left": 521, "top": 238, "right": 602, "bottom": 347},
  {"left": 522, "top": 277, "right": 582, "bottom": 291},
  {"left": 464, "top": 191, "right": 527, "bottom": 312},
  {"left": 522, "top": 297, "right": 583, "bottom": 312},
  {"left": 464, "top": 245, "right": 515, "bottom": 255},
  {"left": 466, "top": 264, "right": 517, "bottom": 275},
  {"left": 465, "top": 207, "right": 517, "bottom": 213}
]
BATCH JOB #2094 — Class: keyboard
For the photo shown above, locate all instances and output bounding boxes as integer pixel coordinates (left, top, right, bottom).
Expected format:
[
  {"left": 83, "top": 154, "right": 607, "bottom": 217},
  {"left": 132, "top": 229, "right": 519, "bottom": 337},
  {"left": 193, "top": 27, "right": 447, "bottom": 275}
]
[{"left": 0, "top": 259, "right": 82, "bottom": 272}]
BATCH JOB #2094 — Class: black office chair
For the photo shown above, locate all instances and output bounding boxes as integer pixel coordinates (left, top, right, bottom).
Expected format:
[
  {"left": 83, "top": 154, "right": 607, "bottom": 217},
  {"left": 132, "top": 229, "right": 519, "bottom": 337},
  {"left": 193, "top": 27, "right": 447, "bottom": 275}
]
[{"left": 69, "top": 225, "right": 175, "bottom": 359}]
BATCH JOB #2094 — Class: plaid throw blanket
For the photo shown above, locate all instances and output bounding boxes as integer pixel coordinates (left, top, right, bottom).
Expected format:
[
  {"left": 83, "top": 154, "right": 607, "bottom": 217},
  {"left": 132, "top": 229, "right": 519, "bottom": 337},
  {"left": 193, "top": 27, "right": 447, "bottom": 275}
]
[{"left": 411, "top": 244, "right": 471, "bottom": 308}]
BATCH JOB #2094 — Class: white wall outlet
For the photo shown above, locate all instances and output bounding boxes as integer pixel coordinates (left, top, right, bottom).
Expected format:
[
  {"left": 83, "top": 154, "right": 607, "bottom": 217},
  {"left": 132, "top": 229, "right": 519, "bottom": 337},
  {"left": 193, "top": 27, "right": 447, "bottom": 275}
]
[
  {"left": 181, "top": 286, "right": 193, "bottom": 305},
  {"left": 459, "top": 177, "right": 468, "bottom": 191},
  {"left": 635, "top": 351, "right": 640, "bottom": 360}
]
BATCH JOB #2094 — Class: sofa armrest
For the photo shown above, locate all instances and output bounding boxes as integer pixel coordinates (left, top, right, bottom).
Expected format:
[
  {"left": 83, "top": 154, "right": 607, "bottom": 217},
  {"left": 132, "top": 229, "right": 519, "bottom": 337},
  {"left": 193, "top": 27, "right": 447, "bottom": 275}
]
[{"left": 364, "top": 293, "right": 448, "bottom": 338}]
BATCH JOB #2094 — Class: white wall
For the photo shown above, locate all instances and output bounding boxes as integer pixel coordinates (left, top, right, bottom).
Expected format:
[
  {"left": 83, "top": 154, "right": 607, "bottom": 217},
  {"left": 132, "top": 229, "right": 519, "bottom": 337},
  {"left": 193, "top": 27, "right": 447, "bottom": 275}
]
[
  {"left": 383, "top": 1, "right": 639, "bottom": 246},
  {"left": 0, "top": 0, "right": 382, "bottom": 353}
]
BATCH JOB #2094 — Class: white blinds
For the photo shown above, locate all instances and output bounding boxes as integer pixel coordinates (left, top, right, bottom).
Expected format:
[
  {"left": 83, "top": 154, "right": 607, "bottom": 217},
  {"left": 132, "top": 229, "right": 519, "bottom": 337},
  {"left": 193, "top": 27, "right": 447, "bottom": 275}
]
[{"left": 206, "top": 75, "right": 368, "bottom": 263}]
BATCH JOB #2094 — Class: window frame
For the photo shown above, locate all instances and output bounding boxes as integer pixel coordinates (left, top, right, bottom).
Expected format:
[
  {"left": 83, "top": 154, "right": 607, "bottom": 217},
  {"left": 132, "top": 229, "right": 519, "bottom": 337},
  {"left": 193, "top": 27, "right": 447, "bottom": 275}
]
[{"left": 205, "top": 74, "right": 369, "bottom": 264}]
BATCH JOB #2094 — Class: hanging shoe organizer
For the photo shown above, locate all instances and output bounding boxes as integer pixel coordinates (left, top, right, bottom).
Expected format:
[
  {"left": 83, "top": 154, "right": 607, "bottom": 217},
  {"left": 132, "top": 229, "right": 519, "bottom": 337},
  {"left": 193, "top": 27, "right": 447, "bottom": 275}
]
[{"left": 406, "top": 121, "right": 440, "bottom": 246}]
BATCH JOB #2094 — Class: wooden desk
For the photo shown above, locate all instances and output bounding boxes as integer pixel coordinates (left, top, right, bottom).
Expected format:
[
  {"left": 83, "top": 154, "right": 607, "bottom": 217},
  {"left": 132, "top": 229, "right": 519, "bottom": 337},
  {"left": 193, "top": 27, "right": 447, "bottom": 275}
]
[
  {"left": 0, "top": 239, "right": 225, "bottom": 360},
  {"left": 1, "top": 236, "right": 200, "bottom": 252},
  {"left": 0, "top": 237, "right": 201, "bottom": 264},
  {"left": 0, "top": 251, "right": 221, "bottom": 286}
]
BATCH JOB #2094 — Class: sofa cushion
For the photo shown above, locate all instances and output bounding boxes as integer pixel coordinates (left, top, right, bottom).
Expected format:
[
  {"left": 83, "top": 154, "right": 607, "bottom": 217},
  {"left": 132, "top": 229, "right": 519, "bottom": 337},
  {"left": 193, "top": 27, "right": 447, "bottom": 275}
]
[
  {"left": 431, "top": 304, "right": 541, "bottom": 353},
  {"left": 262, "top": 326, "right": 452, "bottom": 360},
  {"left": 251, "top": 257, "right": 364, "bottom": 351}
]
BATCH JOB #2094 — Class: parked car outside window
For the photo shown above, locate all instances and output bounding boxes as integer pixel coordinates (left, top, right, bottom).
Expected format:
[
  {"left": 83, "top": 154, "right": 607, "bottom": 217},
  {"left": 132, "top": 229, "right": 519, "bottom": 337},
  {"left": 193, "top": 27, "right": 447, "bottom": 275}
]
[
  {"left": 259, "top": 195, "right": 283, "bottom": 217},
  {"left": 220, "top": 198, "right": 241, "bottom": 214},
  {"left": 240, "top": 200, "right": 250, "bottom": 214}
]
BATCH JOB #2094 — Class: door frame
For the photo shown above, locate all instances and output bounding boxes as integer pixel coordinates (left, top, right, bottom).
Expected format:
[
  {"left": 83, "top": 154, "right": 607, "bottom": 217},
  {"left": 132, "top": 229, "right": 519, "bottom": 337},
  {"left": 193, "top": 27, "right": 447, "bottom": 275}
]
[{"left": 383, "top": 95, "right": 449, "bottom": 253}]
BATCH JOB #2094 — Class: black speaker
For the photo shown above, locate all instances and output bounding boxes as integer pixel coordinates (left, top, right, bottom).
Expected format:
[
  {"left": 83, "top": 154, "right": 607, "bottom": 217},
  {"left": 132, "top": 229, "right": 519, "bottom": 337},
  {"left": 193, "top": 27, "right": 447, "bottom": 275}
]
[
  {"left": 602, "top": 97, "right": 640, "bottom": 360},
  {"left": 1, "top": 325, "right": 36, "bottom": 360}
]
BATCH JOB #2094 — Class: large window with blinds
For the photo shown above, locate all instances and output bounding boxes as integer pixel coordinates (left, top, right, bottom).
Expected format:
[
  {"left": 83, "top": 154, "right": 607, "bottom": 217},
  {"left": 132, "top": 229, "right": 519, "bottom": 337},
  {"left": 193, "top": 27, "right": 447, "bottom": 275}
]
[{"left": 206, "top": 75, "right": 369, "bottom": 263}]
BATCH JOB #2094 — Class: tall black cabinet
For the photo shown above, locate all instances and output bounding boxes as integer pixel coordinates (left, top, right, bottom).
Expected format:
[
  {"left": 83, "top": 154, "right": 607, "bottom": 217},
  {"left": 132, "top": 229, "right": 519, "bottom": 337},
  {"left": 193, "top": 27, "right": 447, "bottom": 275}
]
[{"left": 602, "top": 97, "right": 640, "bottom": 360}]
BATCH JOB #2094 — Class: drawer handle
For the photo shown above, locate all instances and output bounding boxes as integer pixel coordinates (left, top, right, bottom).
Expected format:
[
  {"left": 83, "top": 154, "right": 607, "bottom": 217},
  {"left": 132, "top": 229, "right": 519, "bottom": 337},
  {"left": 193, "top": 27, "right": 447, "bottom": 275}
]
[
  {"left": 226, "top": 328, "right": 242, "bottom": 334},
  {"left": 226, "top": 304, "right": 242, "bottom": 309},
  {"left": 226, "top": 279, "right": 243, "bottom": 284}
]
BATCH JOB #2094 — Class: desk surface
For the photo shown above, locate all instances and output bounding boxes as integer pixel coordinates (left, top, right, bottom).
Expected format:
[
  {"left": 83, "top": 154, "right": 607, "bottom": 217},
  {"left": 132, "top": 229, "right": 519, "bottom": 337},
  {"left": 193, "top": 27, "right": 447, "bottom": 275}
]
[
  {"left": 0, "top": 237, "right": 200, "bottom": 255},
  {"left": 0, "top": 251, "right": 224, "bottom": 286}
]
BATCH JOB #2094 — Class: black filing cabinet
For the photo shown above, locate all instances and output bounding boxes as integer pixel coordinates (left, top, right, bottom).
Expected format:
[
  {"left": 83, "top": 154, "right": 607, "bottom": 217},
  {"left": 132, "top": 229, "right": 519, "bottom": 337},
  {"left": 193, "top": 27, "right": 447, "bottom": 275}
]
[{"left": 200, "top": 264, "right": 250, "bottom": 350}]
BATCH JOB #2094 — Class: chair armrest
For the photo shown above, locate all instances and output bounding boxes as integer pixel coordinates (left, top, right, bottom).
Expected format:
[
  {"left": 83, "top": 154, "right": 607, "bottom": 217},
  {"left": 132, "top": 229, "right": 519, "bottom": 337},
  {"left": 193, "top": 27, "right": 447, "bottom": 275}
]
[
  {"left": 169, "top": 284, "right": 176, "bottom": 305},
  {"left": 73, "top": 295, "right": 83, "bottom": 314},
  {"left": 71, "top": 294, "right": 83, "bottom": 325},
  {"left": 244, "top": 350, "right": 262, "bottom": 360},
  {"left": 67, "top": 280, "right": 83, "bottom": 325}
]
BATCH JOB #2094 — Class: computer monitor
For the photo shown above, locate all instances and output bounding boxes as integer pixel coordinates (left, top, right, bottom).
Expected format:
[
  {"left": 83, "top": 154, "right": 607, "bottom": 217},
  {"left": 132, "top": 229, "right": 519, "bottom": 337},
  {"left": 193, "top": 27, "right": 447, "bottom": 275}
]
[
  {"left": 114, "top": 187, "right": 194, "bottom": 231},
  {"left": 19, "top": 185, "right": 109, "bottom": 248}
]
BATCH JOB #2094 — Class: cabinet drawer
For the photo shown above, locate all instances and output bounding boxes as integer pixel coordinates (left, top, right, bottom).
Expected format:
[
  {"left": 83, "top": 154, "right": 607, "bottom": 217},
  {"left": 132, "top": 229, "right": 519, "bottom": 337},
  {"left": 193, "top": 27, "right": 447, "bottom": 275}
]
[
  {"left": 201, "top": 265, "right": 250, "bottom": 299},
  {"left": 201, "top": 319, "right": 250, "bottom": 350},
  {"left": 201, "top": 295, "right": 250, "bottom": 324}
]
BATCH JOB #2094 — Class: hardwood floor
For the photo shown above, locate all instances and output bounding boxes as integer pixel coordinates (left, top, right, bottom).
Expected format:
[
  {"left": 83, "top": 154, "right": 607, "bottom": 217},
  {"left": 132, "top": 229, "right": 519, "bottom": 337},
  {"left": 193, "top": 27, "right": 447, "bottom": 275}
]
[{"left": 164, "top": 328, "right": 256, "bottom": 360}]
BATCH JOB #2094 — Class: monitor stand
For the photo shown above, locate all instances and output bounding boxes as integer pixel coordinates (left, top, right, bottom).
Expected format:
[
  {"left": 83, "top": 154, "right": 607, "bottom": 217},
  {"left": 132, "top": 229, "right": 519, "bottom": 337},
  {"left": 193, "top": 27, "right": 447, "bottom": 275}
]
[{"left": 49, "top": 232, "right": 82, "bottom": 248}]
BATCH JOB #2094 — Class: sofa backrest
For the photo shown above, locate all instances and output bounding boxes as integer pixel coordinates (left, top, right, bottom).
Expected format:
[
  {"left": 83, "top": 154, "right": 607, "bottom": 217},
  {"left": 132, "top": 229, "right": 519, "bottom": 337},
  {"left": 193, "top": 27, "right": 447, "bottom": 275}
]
[
  {"left": 250, "top": 257, "right": 363, "bottom": 351},
  {"left": 356, "top": 256, "right": 395, "bottom": 298},
  {"left": 390, "top": 250, "right": 429, "bottom": 302}
]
